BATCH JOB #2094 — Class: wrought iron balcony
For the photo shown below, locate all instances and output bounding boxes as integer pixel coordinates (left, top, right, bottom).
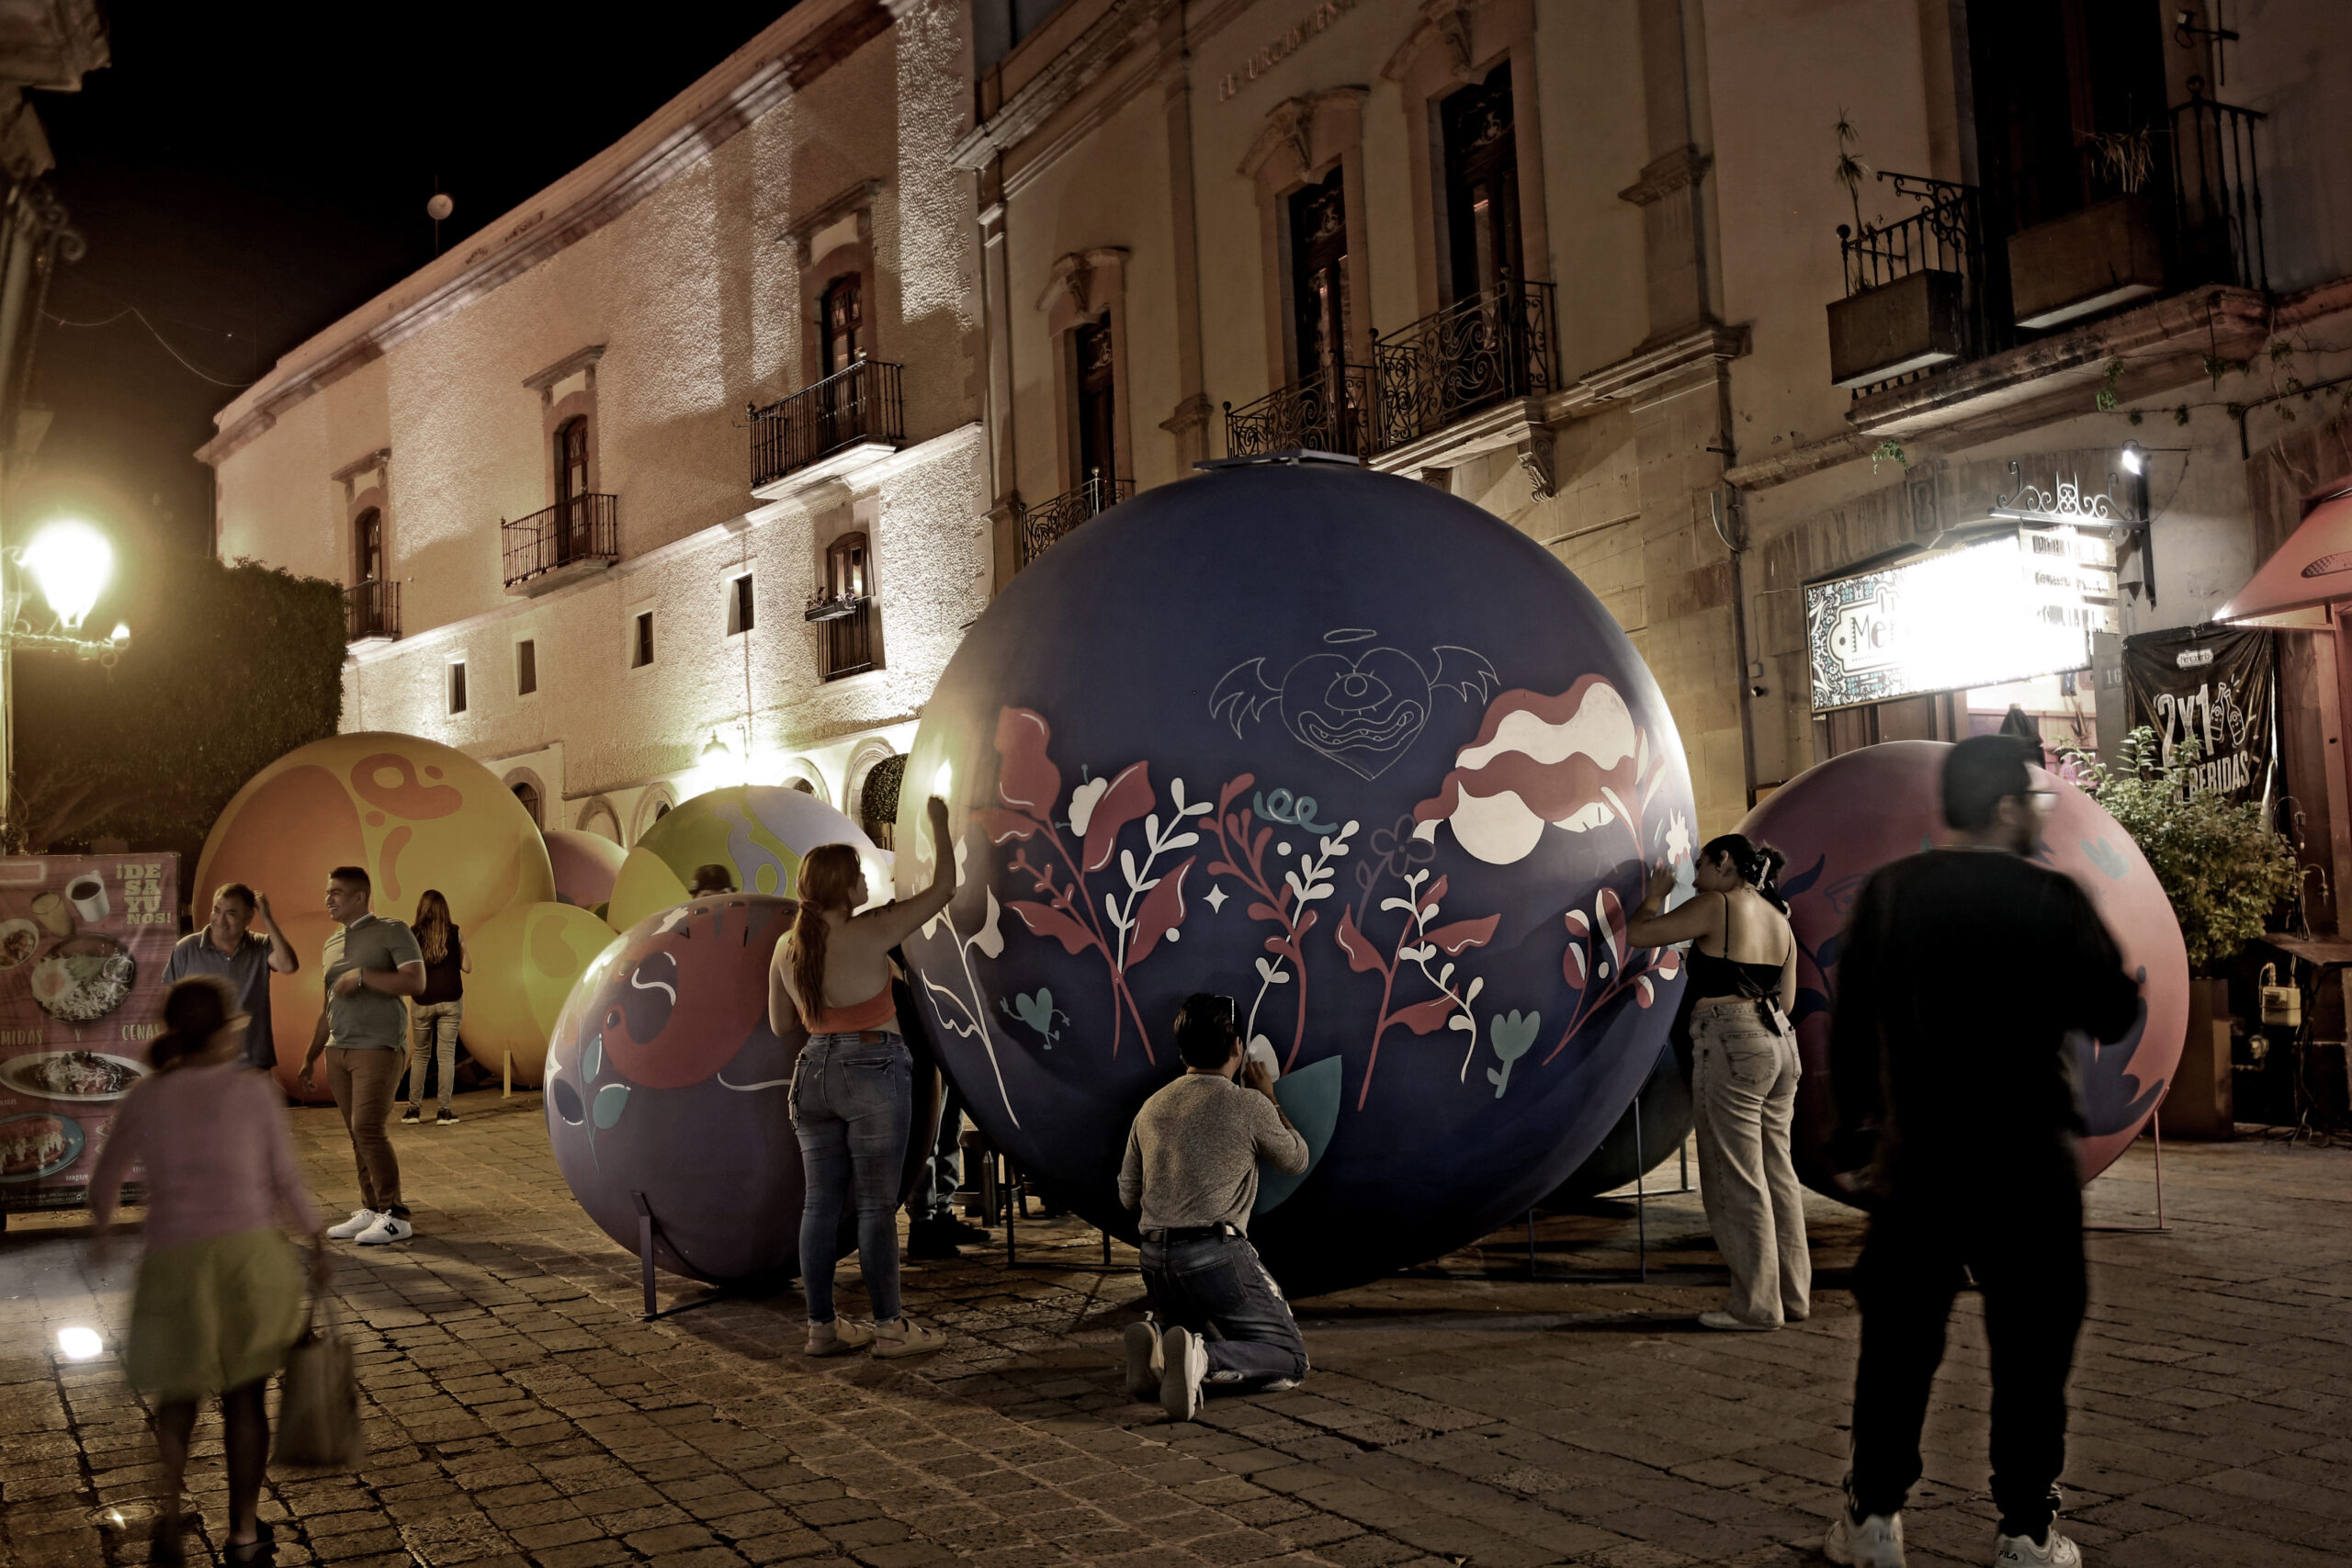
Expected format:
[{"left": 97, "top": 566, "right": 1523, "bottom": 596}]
[
  {"left": 1372, "top": 281, "right": 1557, "bottom": 450},
  {"left": 1830, "top": 172, "right": 2003, "bottom": 389},
  {"left": 820, "top": 600, "right": 877, "bottom": 681},
  {"left": 344, "top": 580, "right": 398, "bottom": 642},
  {"left": 749, "top": 358, "right": 906, "bottom": 491},
  {"left": 1224, "top": 365, "right": 1374, "bottom": 460},
  {"left": 503, "top": 493, "right": 619, "bottom": 590},
  {"left": 1017, "top": 472, "right": 1132, "bottom": 569}
]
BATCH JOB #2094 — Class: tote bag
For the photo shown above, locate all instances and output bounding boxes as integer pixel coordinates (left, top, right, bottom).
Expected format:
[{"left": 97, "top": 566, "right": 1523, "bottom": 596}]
[{"left": 272, "top": 1297, "right": 363, "bottom": 1470}]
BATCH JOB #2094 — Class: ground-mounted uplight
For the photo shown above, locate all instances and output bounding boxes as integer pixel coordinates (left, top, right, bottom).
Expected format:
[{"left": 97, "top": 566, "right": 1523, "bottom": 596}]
[
  {"left": 55, "top": 1325, "right": 103, "bottom": 1360},
  {"left": 20, "top": 521, "right": 114, "bottom": 630}
]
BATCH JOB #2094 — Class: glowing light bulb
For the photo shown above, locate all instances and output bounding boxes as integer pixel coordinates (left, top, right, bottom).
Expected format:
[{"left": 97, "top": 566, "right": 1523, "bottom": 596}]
[{"left": 22, "top": 522, "right": 113, "bottom": 630}]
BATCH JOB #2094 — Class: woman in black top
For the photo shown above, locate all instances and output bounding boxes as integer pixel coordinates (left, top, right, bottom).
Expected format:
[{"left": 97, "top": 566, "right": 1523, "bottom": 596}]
[
  {"left": 404, "top": 889, "right": 470, "bottom": 1125},
  {"left": 1629, "top": 834, "right": 1808, "bottom": 1330}
]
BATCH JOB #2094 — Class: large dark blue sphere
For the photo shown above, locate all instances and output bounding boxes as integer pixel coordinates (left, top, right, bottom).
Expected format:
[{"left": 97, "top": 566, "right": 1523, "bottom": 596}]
[{"left": 897, "top": 462, "right": 1695, "bottom": 1295}]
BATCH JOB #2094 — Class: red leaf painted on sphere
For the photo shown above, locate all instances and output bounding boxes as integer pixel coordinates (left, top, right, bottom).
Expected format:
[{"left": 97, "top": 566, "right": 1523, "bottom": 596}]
[
  {"left": 973, "top": 807, "right": 1041, "bottom": 845},
  {"left": 1335, "top": 907, "right": 1385, "bottom": 975},
  {"left": 1654, "top": 948, "right": 1681, "bottom": 979},
  {"left": 1635, "top": 975, "right": 1657, "bottom": 1009},
  {"left": 1125, "top": 856, "right": 1194, "bottom": 970},
  {"left": 1422, "top": 915, "right": 1499, "bottom": 955},
  {"left": 1393, "top": 995, "right": 1459, "bottom": 1035},
  {"left": 1563, "top": 940, "right": 1589, "bottom": 989},
  {"left": 1081, "top": 761, "right": 1154, "bottom": 873},
  {"left": 1597, "top": 888, "right": 1626, "bottom": 965},
  {"left": 995, "top": 707, "right": 1061, "bottom": 821},
  {"left": 1418, "top": 874, "right": 1450, "bottom": 914},
  {"left": 1008, "top": 900, "right": 1097, "bottom": 956},
  {"left": 1564, "top": 908, "right": 1590, "bottom": 938}
]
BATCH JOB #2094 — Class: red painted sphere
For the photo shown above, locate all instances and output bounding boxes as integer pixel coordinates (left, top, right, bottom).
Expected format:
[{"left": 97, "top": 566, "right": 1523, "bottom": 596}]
[{"left": 1738, "top": 740, "right": 2188, "bottom": 1199}]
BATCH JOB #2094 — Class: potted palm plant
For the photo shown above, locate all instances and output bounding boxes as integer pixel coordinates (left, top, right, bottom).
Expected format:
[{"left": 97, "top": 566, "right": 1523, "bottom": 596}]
[{"left": 2007, "top": 124, "right": 2169, "bottom": 329}]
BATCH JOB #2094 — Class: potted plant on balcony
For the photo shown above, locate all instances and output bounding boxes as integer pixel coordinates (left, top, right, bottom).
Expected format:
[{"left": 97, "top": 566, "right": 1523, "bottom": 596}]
[
  {"left": 2007, "top": 124, "right": 2168, "bottom": 330},
  {"left": 1823, "top": 113, "right": 1970, "bottom": 389},
  {"left": 803, "top": 586, "right": 865, "bottom": 622},
  {"left": 2073, "top": 727, "right": 2299, "bottom": 1137}
]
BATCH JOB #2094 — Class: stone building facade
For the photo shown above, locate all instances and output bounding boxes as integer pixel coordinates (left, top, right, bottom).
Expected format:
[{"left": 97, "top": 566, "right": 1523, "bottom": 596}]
[{"left": 198, "top": 0, "right": 986, "bottom": 844}]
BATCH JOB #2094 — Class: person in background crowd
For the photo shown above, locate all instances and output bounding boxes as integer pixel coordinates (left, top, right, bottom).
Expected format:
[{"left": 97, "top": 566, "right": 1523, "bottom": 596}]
[
  {"left": 1119, "top": 992, "right": 1309, "bottom": 1423},
  {"left": 1824, "top": 736, "right": 2141, "bottom": 1568},
  {"left": 162, "top": 884, "right": 298, "bottom": 1071},
  {"left": 688, "top": 863, "right": 737, "bottom": 897},
  {"left": 300, "top": 865, "right": 426, "bottom": 1247},
  {"left": 403, "top": 888, "right": 470, "bottom": 1125},
  {"left": 90, "top": 976, "right": 329, "bottom": 1565},
  {"left": 769, "top": 798, "right": 956, "bottom": 1359},
  {"left": 906, "top": 1084, "right": 991, "bottom": 1258},
  {"left": 1628, "top": 833, "right": 1808, "bottom": 1331}
]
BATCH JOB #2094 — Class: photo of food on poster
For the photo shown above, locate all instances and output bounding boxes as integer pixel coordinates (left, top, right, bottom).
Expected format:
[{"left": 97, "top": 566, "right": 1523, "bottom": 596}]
[{"left": 0, "top": 854, "right": 179, "bottom": 1213}]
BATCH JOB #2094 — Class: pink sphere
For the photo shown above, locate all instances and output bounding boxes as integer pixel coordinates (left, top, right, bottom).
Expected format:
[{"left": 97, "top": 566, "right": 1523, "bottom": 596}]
[
  {"left": 1738, "top": 740, "right": 2187, "bottom": 1200},
  {"left": 544, "top": 828, "right": 625, "bottom": 910}
]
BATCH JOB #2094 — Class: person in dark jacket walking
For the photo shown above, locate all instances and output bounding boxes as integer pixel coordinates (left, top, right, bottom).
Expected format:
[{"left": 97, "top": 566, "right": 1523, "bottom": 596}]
[{"left": 1822, "top": 735, "right": 2140, "bottom": 1568}]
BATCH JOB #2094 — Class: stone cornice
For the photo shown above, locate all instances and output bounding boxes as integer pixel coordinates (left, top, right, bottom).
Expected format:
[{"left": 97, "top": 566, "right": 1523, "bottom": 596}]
[
  {"left": 947, "top": 0, "right": 1170, "bottom": 173},
  {"left": 1237, "top": 87, "right": 1366, "bottom": 180},
  {"left": 775, "top": 176, "right": 888, "bottom": 263},
  {"left": 1382, "top": 0, "right": 1481, "bottom": 85},
  {"left": 328, "top": 446, "right": 391, "bottom": 485},
  {"left": 1546, "top": 321, "right": 1749, "bottom": 420},
  {"left": 1616, "top": 143, "right": 1711, "bottom": 208},
  {"left": 520, "top": 344, "right": 608, "bottom": 394},
  {"left": 197, "top": 0, "right": 894, "bottom": 470}
]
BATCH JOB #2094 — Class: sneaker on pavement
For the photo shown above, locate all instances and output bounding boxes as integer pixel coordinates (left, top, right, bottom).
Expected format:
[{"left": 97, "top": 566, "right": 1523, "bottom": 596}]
[
  {"left": 873, "top": 1318, "right": 947, "bottom": 1358},
  {"left": 1160, "top": 1325, "right": 1207, "bottom": 1423},
  {"left": 400, "top": 1107, "right": 421, "bottom": 1124},
  {"left": 1123, "top": 1320, "right": 1163, "bottom": 1401},
  {"left": 1698, "top": 1309, "right": 1779, "bottom": 1331},
  {"left": 1993, "top": 1527, "right": 2081, "bottom": 1566},
  {"left": 325, "top": 1209, "right": 379, "bottom": 1239},
  {"left": 1826, "top": 1508, "right": 1906, "bottom": 1567},
  {"left": 435, "top": 1108, "right": 459, "bottom": 1125},
  {"left": 356, "top": 1214, "right": 413, "bottom": 1246},
  {"left": 944, "top": 1218, "right": 992, "bottom": 1246},
  {"left": 805, "top": 1317, "right": 876, "bottom": 1357}
]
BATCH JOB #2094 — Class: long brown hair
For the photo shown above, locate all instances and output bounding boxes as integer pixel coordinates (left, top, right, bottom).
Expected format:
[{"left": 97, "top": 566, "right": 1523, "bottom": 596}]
[
  {"left": 787, "top": 845, "right": 864, "bottom": 1023},
  {"left": 413, "top": 888, "right": 454, "bottom": 964},
  {"left": 152, "top": 976, "right": 237, "bottom": 1072}
]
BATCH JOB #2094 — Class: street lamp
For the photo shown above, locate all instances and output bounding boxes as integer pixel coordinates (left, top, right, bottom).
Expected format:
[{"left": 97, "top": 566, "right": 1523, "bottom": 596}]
[
  {"left": 20, "top": 522, "right": 112, "bottom": 630},
  {"left": 1, "top": 519, "right": 131, "bottom": 833}
]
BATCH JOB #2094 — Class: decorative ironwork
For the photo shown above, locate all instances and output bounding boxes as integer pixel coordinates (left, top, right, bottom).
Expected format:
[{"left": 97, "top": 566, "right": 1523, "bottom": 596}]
[
  {"left": 748, "top": 358, "right": 905, "bottom": 490},
  {"left": 804, "top": 590, "right": 868, "bottom": 623},
  {"left": 1990, "top": 462, "right": 2124, "bottom": 525},
  {"left": 1017, "top": 472, "right": 1133, "bottom": 569},
  {"left": 2170, "top": 85, "right": 2267, "bottom": 295},
  {"left": 503, "top": 493, "right": 619, "bottom": 588},
  {"left": 1372, "top": 281, "right": 1556, "bottom": 449},
  {"left": 344, "top": 580, "right": 399, "bottom": 641},
  {"left": 820, "top": 601, "right": 877, "bottom": 680},
  {"left": 1835, "top": 172, "right": 2007, "bottom": 391},
  {"left": 1225, "top": 366, "right": 1374, "bottom": 460}
]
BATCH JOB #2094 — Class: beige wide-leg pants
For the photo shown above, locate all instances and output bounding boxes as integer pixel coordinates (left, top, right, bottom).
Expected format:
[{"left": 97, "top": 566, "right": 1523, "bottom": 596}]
[{"left": 1690, "top": 1003, "right": 1810, "bottom": 1325}]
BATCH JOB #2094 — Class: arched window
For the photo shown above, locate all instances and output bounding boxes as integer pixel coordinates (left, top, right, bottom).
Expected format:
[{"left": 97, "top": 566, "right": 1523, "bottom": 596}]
[
  {"left": 859, "top": 753, "right": 906, "bottom": 851},
  {"left": 820, "top": 533, "right": 877, "bottom": 680},
  {"left": 354, "top": 507, "right": 384, "bottom": 583},
  {"left": 820, "top": 274, "right": 864, "bottom": 375},
  {"left": 511, "top": 781, "right": 541, "bottom": 826},
  {"left": 787, "top": 776, "right": 817, "bottom": 795},
  {"left": 554, "top": 416, "right": 591, "bottom": 564}
]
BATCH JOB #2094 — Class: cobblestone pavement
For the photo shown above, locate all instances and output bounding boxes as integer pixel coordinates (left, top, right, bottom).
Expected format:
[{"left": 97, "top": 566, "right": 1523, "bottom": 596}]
[{"left": 3, "top": 1090, "right": 2346, "bottom": 1568}]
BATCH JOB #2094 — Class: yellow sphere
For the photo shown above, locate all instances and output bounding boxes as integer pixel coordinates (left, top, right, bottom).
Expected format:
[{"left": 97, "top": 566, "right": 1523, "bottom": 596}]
[
  {"left": 193, "top": 731, "right": 557, "bottom": 1101},
  {"left": 459, "top": 901, "right": 617, "bottom": 1087},
  {"left": 605, "top": 785, "right": 878, "bottom": 933}
]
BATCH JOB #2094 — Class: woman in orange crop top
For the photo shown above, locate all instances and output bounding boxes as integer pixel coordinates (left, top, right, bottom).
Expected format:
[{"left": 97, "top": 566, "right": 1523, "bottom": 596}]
[{"left": 769, "top": 795, "right": 957, "bottom": 1359}]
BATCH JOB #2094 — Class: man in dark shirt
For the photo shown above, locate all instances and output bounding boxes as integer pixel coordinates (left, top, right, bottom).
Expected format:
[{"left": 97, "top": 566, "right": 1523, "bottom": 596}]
[
  {"left": 1824, "top": 736, "right": 2140, "bottom": 1568},
  {"left": 162, "top": 884, "right": 298, "bottom": 1070}
]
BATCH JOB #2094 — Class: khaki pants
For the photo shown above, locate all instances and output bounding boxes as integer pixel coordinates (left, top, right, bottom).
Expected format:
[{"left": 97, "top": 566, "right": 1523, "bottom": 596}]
[
  {"left": 408, "top": 999, "right": 462, "bottom": 1111},
  {"left": 326, "top": 1047, "right": 406, "bottom": 1219},
  {"left": 1690, "top": 1003, "right": 1809, "bottom": 1325}
]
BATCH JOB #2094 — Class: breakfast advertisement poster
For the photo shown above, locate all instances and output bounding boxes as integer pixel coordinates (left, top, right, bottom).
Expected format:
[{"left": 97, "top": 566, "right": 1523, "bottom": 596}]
[{"left": 0, "top": 854, "right": 180, "bottom": 1212}]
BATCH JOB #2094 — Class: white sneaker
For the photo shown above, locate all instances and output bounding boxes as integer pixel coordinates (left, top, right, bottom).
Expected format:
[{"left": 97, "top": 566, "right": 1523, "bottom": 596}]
[
  {"left": 1826, "top": 1509, "right": 1906, "bottom": 1567},
  {"left": 1123, "top": 1320, "right": 1162, "bottom": 1401},
  {"left": 325, "top": 1209, "right": 378, "bottom": 1239},
  {"left": 356, "top": 1213, "right": 413, "bottom": 1246},
  {"left": 1994, "top": 1527, "right": 2081, "bottom": 1566},
  {"left": 1160, "top": 1326, "right": 1207, "bottom": 1423}
]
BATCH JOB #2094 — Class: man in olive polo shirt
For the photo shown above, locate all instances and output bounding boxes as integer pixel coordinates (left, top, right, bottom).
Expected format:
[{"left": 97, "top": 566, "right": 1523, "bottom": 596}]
[{"left": 299, "top": 865, "right": 427, "bottom": 1246}]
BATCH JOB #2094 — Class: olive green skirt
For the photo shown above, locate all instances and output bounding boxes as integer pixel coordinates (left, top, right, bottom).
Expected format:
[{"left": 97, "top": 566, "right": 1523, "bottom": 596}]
[{"left": 127, "top": 1228, "right": 306, "bottom": 1402}]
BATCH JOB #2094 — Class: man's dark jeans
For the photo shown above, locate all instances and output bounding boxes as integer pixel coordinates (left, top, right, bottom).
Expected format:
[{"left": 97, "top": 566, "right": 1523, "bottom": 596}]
[
  {"left": 1849, "top": 1160, "right": 2085, "bottom": 1539},
  {"left": 1141, "top": 1233, "right": 1308, "bottom": 1387}
]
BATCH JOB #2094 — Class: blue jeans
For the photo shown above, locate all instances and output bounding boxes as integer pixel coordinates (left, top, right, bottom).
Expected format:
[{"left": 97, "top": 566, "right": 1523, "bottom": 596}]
[
  {"left": 1140, "top": 1233, "right": 1308, "bottom": 1386},
  {"left": 908, "top": 1084, "right": 965, "bottom": 1222},
  {"left": 791, "top": 1032, "right": 913, "bottom": 1324}
]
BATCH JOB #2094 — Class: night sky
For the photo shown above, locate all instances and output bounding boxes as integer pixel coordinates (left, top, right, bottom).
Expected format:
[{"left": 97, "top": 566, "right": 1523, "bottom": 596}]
[{"left": 25, "top": 3, "right": 791, "bottom": 629}]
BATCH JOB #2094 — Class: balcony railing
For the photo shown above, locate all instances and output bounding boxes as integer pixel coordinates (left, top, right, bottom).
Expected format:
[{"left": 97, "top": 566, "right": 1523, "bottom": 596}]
[
  {"left": 749, "top": 359, "right": 905, "bottom": 491},
  {"left": 1833, "top": 172, "right": 2006, "bottom": 389},
  {"left": 344, "top": 580, "right": 398, "bottom": 642},
  {"left": 503, "top": 493, "right": 619, "bottom": 589},
  {"left": 1224, "top": 365, "right": 1374, "bottom": 460},
  {"left": 2168, "top": 89, "right": 2267, "bottom": 295},
  {"left": 1373, "top": 281, "right": 1557, "bottom": 450},
  {"left": 820, "top": 601, "right": 877, "bottom": 681},
  {"left": 1017, "top": 472, "right": 1133, "bottom": 569}
]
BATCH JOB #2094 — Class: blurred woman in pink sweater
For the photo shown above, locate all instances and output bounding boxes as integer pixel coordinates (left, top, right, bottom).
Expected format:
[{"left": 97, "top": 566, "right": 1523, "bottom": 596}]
[{"left": 91, "top": 976, "right": 329, "bottom": 1564}]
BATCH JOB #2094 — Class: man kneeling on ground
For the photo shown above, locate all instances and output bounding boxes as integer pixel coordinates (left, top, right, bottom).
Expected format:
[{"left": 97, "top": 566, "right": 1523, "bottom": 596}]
[{"left": 1118, "top": 992, "right": 1310, "bottom": 1421}]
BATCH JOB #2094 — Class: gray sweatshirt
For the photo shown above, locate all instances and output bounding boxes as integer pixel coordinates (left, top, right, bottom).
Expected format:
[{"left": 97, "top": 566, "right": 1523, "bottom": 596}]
[{"left": 1118, "top": 1073, "right": 1309, "bottom": 1234}]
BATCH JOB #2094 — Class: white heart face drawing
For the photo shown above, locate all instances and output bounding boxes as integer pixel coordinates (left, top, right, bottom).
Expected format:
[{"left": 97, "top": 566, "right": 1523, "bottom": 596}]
[{"left": 1279, "top": 647, "right": 1432, "bottom": 779}]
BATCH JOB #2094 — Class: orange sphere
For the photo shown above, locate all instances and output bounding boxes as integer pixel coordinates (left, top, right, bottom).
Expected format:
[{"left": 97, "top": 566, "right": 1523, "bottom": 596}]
[{"left": 193, "top": 732, "right": 556, "bottom": 1101}]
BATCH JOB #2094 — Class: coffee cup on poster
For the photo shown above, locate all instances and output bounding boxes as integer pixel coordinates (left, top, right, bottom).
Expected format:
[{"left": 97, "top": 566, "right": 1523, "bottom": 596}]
[
  {"left": 66, "top": 875, "right": 109, "bottom": 923},
  {"left": 30, "top": 892, "right": 72, "bottom": 937}
]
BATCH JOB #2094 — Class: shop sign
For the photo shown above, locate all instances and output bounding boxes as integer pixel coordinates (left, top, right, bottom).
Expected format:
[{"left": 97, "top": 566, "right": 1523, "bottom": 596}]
[
  {"left": 2121, "top": 626, "right": 2275, "bottom": 803},
  {"left": 0, "top": 855, "right": 180, "bottom": 1213},
  {"left": 1807, "top": 526, "right": 2120, "bottom": 712}
]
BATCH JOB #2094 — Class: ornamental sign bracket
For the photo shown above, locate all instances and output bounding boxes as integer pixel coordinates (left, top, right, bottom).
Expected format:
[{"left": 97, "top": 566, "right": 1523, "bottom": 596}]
[{"left": 1986, "top": 460, "right": 2139, "bottom": 529}]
